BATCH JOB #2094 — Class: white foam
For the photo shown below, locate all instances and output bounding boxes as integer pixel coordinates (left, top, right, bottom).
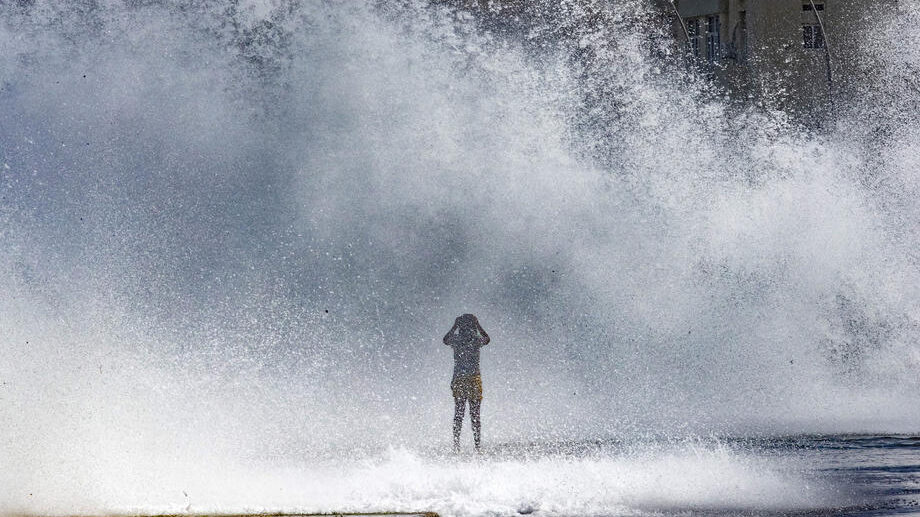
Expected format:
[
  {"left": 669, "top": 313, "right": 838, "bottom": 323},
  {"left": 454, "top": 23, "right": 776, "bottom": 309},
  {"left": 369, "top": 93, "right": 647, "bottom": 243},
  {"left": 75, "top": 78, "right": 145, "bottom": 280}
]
[{"left": 1, "top": 445, "right": 836, "bottom": 517}]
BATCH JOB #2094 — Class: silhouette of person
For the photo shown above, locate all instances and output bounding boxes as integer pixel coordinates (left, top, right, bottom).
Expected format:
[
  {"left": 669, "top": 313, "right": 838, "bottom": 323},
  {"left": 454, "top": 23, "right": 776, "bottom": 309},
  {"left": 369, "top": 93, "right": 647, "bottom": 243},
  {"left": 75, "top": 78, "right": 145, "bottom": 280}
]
[{"left": 443, "top": 313, "right": 490, "bottom": 451}]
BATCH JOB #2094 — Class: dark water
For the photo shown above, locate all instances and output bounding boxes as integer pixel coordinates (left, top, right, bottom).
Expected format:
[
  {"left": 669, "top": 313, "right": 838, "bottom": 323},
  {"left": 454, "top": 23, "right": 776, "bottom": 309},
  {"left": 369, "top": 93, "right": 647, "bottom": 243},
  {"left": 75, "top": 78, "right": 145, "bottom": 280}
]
[
  {"left": 793, "top": 435, "right": 920, "bottom": 517},
  {"left": 638, "top": 435, "right": 920, "bottom": 517}
]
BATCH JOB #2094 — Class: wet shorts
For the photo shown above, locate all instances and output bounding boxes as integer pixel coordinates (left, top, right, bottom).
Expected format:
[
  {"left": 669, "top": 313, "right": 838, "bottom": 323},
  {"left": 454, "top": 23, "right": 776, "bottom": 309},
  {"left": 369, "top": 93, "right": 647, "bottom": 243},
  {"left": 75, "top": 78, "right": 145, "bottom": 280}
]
[{"left": 451, "top": 374, "right": 483, "bottom": 401}]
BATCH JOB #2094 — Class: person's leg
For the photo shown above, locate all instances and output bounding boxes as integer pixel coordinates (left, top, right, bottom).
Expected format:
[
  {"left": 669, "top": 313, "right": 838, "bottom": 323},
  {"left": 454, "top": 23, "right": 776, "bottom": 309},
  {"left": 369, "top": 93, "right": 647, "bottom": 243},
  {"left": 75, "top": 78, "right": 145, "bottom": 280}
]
[
  {"left": 470, "top": 398, "right": 481, "bottom": 451},
  {"left": 453, "top": 397, "right": 465, "bottom": 450}
]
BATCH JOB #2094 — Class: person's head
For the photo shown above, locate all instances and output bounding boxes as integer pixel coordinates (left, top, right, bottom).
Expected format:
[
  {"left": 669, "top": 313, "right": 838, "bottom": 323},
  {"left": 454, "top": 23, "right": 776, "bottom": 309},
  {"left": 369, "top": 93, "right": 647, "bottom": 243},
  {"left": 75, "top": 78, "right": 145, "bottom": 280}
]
[{"left": 456, "top": 313, "right": 479, "bottom": 333}]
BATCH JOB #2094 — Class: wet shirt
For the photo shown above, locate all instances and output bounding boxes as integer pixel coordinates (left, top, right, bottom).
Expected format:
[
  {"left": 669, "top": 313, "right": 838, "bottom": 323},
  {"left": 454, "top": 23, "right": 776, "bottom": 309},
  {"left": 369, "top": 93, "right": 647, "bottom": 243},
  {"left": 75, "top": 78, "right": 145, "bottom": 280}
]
[{"left": 447, "top": 333, "right": 487, "bottom": 378}]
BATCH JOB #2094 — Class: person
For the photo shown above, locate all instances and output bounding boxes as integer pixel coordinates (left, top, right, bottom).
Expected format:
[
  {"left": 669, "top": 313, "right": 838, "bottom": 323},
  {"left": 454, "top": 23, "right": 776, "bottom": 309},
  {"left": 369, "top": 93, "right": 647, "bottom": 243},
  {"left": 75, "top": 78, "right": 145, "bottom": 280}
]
[{"left": 443, "top": 313, "right": 490, "bottom": 452}]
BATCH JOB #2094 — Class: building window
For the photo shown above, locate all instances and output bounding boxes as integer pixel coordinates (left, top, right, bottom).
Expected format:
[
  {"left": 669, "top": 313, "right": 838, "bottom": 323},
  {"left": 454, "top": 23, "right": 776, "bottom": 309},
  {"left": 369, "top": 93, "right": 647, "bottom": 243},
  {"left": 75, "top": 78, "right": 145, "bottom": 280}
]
[
  {"left": 737, "top": 10, "right": 748, "bottom": 63},
  {"left": 803, "top": 24, "right": 825, "bottom": 48},
  {"left": 706, "top": 15, "right": 721, "bottom": 62},
  {"left": 684, "top": 15, "right": 721, "bottom": 63},
  {"left": 686, "top": 18, "right": 700, "bottom": 58}
]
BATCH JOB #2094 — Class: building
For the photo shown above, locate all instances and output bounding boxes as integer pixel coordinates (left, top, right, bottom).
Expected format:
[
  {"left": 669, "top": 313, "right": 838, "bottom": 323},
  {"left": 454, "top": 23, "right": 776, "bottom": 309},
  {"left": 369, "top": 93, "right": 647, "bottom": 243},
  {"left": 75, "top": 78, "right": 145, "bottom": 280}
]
[
  {"left": 667, "top": 0, "right": 899, "bottom": 118},
  {"left": 443, "top": 0, "right": 901, "bottom": 121}
]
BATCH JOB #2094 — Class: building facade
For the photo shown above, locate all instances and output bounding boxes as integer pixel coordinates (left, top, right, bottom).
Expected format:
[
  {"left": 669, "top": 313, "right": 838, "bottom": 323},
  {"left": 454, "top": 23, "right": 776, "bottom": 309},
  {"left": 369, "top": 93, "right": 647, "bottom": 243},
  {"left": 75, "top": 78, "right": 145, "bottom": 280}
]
[
  {"left": 443, "top": 0, "right": 900, "bottom": 120},
  {"left": 668, "top": 0, "right": 899, "bottom": 118}
]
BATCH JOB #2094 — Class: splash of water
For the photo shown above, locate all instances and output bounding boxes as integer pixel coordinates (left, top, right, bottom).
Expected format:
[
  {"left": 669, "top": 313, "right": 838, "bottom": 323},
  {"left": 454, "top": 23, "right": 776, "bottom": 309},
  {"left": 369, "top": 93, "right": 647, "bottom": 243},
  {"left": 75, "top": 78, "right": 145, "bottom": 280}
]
[{"left": 1, "top": 0, "right": 919, "bottom": 514}]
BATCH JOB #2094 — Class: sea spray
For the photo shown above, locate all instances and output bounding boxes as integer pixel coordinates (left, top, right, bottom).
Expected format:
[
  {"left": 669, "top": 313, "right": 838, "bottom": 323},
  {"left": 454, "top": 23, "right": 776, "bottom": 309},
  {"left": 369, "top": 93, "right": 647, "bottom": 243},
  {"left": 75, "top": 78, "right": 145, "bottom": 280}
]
[{"left": 1, "top": 0, "right": 919, "bottom": 514}]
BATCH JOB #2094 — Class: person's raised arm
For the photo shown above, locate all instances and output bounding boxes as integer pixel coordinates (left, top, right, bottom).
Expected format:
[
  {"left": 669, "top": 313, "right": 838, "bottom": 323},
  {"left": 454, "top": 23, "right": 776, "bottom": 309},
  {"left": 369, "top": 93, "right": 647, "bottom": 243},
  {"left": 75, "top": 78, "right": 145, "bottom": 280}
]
[
  {"left": 477, "top": 321, "right": 490, "bottom": 346},
  {"left": 443, "top": 320, "right": 459, "bottom": 345}
]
